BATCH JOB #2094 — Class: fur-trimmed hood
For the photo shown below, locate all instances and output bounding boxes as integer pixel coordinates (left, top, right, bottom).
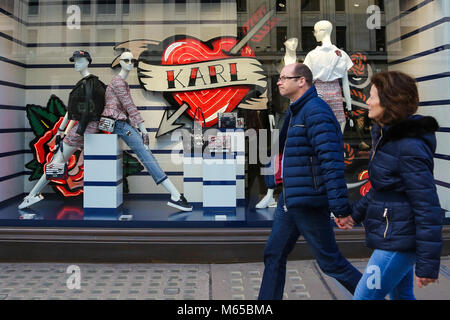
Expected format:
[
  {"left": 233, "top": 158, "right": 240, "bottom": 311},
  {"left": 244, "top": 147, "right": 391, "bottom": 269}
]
[
  {"left": 372, "top": 115, "right": 439, "bottom": 152},
  {"left": 383, "top": 115, "right": 439, "bottom": 141}
]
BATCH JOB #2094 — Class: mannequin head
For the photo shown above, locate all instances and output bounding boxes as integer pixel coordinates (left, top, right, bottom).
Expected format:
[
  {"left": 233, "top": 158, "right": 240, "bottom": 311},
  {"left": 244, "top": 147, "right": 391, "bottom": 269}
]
[
  {"left": 284, "top": 38, "right": 298, "bottom": 52},
  {"left": 313, "top": 20, "right": 333, "bottom": 43},
  {"left": 119, "top": 52, "right": 136, "bottom": 72},
  {"left": 74, "top": 57, "right": 90, "bottom": 72}
]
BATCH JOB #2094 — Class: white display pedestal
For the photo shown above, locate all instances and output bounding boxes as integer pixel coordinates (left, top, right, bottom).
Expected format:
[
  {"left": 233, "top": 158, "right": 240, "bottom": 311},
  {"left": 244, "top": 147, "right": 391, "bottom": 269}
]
[
  {"left": 183, "top": 129, "right": 245, "bottom": 211},
  {"left": 202, "top": 153, "right": 236, "bottom": 213},
  {"left": 83, "top": 134, "right": 123, "bottom": 214}
]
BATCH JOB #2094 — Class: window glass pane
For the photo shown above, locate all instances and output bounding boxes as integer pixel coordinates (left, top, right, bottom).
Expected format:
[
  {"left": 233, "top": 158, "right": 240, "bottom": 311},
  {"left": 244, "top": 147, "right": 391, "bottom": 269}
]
[
  {"left": 276, "top": 0, "right": 286, "bottom": 12},
  {"left": 336, "top": 26, "right": 346, "bottom": 50},
  {"left": 301, "top": 0, "right": 320, "bottom": 11},
  {"left": 123, "top": 0, "right": 130, "bottom": 14},
  {"left": 97, "top": 0, "right": 116, "bottom": 14},
  {"left": 28, "top": 0, "right": 39, "bottom": 15},
  {"left": 236, "top": 0, "right": 246, "bottom": 12},
  {"left": 301, "top": 26, "right": 316, "bottom": 51},
  {"left": 335, "top": 0, "right": 345, "bottom": 12}
]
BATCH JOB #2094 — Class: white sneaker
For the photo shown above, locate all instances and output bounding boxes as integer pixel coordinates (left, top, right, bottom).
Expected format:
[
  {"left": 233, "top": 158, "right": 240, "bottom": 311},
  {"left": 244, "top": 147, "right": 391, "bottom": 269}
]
[
  {"left": 255, "top": 194, "right": 276, "bottom": 209},
  {"left": 18, "top": 194, "right": 44, "bottom": 210}
]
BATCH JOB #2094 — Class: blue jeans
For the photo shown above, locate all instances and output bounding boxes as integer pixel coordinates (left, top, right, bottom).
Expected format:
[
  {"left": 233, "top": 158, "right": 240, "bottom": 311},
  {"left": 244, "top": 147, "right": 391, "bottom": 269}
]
[
  {"left": 258, "top": 196, "right": 362, "bottom": 300},
  {"left": 353, "top": 249, "right": 416, "bottom": 300},
  {"left": 263, "top": 161, "right": 277, "bottom": 189},
  {"left": 114, "top": 121, "right": 167, "bottom": 185}
]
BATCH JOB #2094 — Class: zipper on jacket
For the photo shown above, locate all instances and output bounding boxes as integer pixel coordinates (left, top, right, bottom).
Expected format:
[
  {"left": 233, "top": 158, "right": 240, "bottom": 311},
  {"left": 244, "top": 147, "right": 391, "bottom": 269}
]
[
  {"left": 383, "top": 208, "right": 389, "bottom": 238},
  {"left": 370, "top": 129, "right": 383, "bottom": 162},
  {"left": 310, "top": 156, "right": 318, "bottom": 190},
  {"left": 282, "top": 115, "right": 293, "bottom": 213}
]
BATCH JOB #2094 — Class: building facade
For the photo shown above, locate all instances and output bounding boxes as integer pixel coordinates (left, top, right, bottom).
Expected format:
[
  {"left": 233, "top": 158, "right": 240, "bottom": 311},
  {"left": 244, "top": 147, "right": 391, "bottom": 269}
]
[{"left": 0, "top": 0, "right": 449, "bottom": 227}]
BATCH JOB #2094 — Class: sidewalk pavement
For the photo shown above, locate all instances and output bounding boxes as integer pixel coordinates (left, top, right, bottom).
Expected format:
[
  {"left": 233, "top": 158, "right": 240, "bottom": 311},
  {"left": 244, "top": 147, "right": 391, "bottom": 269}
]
[{"left": 0, "top": 256, "right": 449, "bottom": 300}]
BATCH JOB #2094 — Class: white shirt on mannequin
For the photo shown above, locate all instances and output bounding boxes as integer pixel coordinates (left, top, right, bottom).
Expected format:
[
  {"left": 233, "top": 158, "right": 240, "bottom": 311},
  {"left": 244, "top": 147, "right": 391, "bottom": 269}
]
[{"left": 304, "top": 44, "right": 353, "bottom": 82}]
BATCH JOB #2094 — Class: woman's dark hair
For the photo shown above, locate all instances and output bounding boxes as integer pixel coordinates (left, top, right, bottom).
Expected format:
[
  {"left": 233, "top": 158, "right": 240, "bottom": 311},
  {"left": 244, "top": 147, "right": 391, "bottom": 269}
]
[{"left": 371, "top": 71, "right": 419, "bottom": 125}]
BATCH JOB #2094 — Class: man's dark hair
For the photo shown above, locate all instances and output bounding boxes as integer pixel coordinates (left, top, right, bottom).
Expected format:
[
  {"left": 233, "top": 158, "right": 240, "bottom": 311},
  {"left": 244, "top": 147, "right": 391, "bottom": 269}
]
[{"left": 293, "top": 63, "right": 313, "bottom": 86}]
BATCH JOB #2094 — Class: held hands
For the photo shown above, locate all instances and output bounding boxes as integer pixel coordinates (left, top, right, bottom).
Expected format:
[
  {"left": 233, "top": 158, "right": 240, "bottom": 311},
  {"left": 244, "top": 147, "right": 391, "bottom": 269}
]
[
  {"left": 416, "top": 277, "right": 438, "bottom": 288},
  {"left": 334, "top": 215, "right": 355, "bottom": 230}
]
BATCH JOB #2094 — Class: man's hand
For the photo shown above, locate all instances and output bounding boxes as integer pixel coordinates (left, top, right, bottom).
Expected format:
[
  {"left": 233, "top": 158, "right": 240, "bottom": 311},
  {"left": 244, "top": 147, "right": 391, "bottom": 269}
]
[
  {"left": 334, "top": 215, "right": 355, "bottom": 230},
  {"left": 141, "top": 132, "right": 149, "bottom": 146},
  {"left": 416, "top": 277, "right": 438, "bottom": 288}
]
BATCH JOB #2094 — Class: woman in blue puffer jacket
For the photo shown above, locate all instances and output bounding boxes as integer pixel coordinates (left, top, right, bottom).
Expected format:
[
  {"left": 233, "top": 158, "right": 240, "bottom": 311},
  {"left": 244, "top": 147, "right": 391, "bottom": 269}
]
[{"left": 335, "top": 71, "right": 444, "bottom": 300}]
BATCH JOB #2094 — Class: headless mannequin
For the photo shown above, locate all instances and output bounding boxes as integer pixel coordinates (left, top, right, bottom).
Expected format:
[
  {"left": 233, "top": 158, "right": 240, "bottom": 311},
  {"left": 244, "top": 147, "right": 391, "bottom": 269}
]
[
  {"left": 18, "top": 58, "right": 90, "bottom": 209},
  {"left": 256, "top": 39, "right": 298, "bottom": 209},
  {"left": 117, "top": 52, "right": 182, "bottom": 203},
  {"left": 305, "top": 21, "right": 353, "bottom": 133}
]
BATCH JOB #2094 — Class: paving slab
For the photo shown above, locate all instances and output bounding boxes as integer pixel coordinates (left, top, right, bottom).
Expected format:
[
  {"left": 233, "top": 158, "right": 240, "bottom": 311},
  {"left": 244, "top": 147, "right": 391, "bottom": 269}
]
[{"left": 0, "top": 257, "right": 448, "bottom": 300}]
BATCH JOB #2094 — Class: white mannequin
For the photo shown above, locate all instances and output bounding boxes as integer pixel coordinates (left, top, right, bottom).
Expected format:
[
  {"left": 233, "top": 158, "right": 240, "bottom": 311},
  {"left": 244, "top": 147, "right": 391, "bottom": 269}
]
[
  {"left": 256, "top": 39, "right": 299, "bottom": 210},
  {"left": 117, "top": 52, "right": 183, "bottom": 203},
  {"left": 306, "top": 20, "right": 353, "bottom": 133},
  {"left": 118, "top": 52, "right": 149, "bottom": 149},
  {"left": 18, "top": 58, "right": 89, "bottom": 209}
]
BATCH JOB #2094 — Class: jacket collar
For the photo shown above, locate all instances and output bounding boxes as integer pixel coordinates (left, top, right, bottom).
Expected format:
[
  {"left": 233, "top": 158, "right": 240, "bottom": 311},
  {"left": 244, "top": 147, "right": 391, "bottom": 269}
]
[
  {"left": 289, "top": 86, "right": 318, "bottom": 115},
  {"left": 373, "top": 115, "right": 439, "bottom": 140},
  {"left": 74, "top": 74, "right": 98, "bottom": 88}
]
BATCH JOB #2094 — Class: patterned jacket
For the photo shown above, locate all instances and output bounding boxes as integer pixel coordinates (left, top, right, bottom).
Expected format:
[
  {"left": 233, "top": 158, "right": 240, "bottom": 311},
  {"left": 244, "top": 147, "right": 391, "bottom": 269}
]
[{"left": 102, "top": 74, "right": 144, "bottom": 127}]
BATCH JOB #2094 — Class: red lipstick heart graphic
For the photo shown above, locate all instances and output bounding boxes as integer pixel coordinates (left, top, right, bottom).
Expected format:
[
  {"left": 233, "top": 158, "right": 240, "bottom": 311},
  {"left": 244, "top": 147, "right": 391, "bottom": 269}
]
[{"left": 161, "top": 37, "right": 256, "bottom": 127}]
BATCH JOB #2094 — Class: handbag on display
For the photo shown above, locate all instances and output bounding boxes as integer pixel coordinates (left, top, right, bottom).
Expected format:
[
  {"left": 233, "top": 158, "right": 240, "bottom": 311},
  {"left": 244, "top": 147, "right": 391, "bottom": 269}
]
[
  {"left": 98, "top": 116, "right": 116, "bottom": 133},
  {"left": 218, "top": 112, "right": 237, "bottom": 128},
  {"left": 190, "top": 107, "right": 209, "bottom": 152},
  {"left": 45, "top": 138, "right": 68, "bottom": 180},
  {"left": 207, "top": 134, "right": 231, "bottom": 152}
]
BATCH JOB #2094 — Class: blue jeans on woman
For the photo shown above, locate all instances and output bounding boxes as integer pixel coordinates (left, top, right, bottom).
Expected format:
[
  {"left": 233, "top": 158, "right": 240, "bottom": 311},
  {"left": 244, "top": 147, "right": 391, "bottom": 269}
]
[
  {"left": 258, "top": 196, "right": 362, "bottom": 299},
  {"left": 114, "top": 120, "right": 167, "bottom": 185},
  {"left": 353, "top": 249, "right": 416, "bottom": 300}
]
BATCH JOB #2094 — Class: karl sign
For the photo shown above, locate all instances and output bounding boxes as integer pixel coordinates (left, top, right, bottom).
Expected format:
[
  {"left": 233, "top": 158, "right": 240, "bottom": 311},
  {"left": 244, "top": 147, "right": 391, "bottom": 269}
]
[{"left": 111, "top": 5, "right": 278, "bottom": 137}]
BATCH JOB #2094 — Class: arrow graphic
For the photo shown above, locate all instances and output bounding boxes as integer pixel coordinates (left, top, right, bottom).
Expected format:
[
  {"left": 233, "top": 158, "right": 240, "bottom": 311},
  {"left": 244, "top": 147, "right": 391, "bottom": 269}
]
[{"left": 156, "top": 103, "right": 189, "bottom": 138}]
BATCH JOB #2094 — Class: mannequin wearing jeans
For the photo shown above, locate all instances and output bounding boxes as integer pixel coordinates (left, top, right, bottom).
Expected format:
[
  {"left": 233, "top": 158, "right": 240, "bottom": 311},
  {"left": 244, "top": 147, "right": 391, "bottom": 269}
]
[
  {"left": 102, "top": 52, "right": 192, "bottom": 212},
  {"left": 19, "top": 51, "right": 104, "bottom": 209}
]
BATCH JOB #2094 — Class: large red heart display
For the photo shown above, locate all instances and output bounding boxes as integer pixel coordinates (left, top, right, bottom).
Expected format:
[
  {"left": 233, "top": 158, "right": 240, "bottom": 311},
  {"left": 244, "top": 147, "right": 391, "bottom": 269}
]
[{"left": 161, "top": 37, "right": 255, "bottom": 127}]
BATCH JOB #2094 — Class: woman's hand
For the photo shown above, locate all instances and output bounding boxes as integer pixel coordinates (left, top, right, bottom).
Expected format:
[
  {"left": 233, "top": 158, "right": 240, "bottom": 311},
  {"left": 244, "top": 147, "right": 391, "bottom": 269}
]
[
  {"left": 334, "top": 215, "right": 355, "bottom": 230},
  {"left": 416, "top": 277, "right": 438, "bottom": 288}
]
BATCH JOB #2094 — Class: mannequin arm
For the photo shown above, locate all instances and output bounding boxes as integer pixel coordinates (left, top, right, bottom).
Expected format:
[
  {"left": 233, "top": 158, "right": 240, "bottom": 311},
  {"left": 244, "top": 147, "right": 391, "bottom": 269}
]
[
  {"left": 342, "top": 73, "right": 352, "bottom": 111},
  {"left": 268, "top": 114, "right": 275, "bottom": 133},
  {"left": 64, "top": 120, "right": 77, "bottom": 135},
  {"left": 138, "top": 122, "right": 150, "bottom": 150},
  {"left": 58, "top": 113, "right": 69, "bottom": 134},
  {"left": 342, "top": 73, "right": 354, "bottom": 127}
]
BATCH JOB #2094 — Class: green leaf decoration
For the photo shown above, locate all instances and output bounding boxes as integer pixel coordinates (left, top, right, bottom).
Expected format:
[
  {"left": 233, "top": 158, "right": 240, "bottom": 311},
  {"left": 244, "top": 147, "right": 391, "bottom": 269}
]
[{"left": 122, "top": 151, "right": 144, "bottom": 194}]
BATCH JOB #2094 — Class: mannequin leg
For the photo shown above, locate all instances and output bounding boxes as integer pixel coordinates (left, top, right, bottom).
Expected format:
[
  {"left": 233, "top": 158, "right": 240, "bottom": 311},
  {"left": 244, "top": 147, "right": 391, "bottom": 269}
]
[
  {"left": 19, "top": 143, "right": 77, "bottom": 209},
  {"left": 256, "top": 188, "right": 276, "bottom": 209},
  {"left": 161, "top": 178, "right": 181, "bottom": 201},
  {"left": 113, "top": 121, "right": 192, "bottom": 212},
  {"left": 340, "top": 121, "right": 346, "bottom": 134}
]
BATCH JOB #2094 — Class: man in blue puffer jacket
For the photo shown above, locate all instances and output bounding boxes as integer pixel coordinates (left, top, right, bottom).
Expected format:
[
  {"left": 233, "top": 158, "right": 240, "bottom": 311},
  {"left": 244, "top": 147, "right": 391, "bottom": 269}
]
[{"left": 258, "top": 63, "right": 362, "bottom": 299}]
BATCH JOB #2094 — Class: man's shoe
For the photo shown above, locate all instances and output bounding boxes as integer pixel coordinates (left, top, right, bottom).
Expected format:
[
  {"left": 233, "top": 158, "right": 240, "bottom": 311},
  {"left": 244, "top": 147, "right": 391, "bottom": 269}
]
[
  {"left": 167, "top": 195, "right": 193, "bottom": 212},
  {"left": 18, "top": 194, "right": 44, "bottom": 210}
]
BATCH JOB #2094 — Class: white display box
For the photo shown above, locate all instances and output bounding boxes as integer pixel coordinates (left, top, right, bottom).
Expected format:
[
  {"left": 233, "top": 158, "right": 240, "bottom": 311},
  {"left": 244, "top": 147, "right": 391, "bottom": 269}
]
[{"left": 84, "top": 134, "right": 123, "bottom": 211}]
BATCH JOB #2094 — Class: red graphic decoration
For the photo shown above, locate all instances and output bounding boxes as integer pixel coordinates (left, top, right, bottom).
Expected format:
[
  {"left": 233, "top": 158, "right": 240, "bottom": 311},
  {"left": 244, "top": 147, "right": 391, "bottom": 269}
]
[
  {"left": 358, "top": 170, "right": 372, "bottom": 196},
  {"left": 161, "top": 37, "right": 255, "bottom": 127}
]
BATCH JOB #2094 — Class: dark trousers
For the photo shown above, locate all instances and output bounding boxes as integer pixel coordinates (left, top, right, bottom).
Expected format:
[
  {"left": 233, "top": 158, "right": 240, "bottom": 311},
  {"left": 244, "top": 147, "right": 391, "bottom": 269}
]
[{"left": 258, "top": 196, "right": 362, "bottom": 299}]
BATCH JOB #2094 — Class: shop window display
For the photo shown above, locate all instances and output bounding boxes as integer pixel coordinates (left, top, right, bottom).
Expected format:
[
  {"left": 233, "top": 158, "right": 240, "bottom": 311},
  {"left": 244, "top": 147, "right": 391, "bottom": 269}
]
[{"left": 0, "top": 0, "right": 448, "bottom": 226}]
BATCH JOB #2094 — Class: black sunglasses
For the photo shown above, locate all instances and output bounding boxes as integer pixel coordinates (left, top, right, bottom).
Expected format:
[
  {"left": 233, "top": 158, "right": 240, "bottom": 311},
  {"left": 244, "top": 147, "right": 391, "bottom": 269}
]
[{"left": 121, "top": 58, "right": 137, "bottom": 64}]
